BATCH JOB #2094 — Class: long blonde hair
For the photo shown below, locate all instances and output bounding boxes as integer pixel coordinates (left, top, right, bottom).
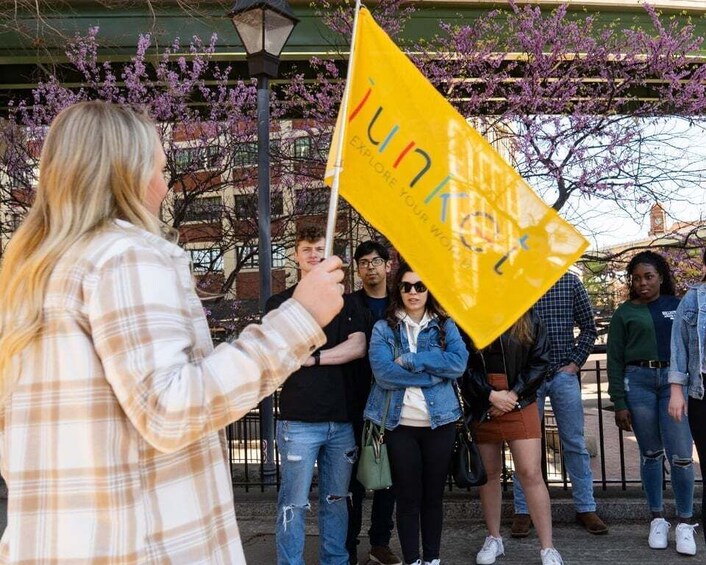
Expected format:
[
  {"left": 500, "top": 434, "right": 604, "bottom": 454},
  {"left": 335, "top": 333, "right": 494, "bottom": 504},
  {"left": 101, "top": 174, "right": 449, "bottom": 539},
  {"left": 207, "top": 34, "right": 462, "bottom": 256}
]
[{"left": 0, "top": 101, "right": 162, "bottom": 391}]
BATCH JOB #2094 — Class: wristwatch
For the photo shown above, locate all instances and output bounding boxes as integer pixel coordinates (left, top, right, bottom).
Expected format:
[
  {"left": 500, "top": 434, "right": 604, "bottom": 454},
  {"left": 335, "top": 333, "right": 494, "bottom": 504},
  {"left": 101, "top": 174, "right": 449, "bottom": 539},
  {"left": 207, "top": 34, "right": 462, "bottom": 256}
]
[{"left": 313, "top": 350, "right": 321, "bottom": 366}]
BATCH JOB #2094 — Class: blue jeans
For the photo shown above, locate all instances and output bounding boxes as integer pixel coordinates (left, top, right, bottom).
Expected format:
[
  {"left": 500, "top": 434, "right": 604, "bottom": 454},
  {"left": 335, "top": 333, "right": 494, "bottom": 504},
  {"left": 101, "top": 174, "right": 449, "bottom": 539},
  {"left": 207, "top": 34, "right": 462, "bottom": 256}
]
[
  {"left": 514, "top": 370, "right": 596, "bottom": 514},
  {"left": 624, "top": 365, "right": 694, "bottom": 518},
  {"left": 275, "top": 420, "right": 356, "bottom": 565}
]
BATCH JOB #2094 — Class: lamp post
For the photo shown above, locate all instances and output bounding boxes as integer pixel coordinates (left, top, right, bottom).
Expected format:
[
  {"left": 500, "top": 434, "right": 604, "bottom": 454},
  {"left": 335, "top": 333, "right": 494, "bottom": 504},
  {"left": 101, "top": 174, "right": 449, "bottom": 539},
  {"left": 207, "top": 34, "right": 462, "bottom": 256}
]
[{"left": 230, "top": 0, "right": 298, "bottom": 486}]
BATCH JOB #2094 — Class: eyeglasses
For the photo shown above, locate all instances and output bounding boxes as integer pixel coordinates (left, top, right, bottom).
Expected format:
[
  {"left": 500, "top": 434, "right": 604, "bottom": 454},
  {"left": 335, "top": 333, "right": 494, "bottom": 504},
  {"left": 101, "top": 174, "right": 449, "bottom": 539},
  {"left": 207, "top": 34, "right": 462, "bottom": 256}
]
[
  {"left": 358, "top": 257, "right": 385, "bottom": 269},
  {"left": 399, "top": 281, "right": 428, "bottom": 294}
]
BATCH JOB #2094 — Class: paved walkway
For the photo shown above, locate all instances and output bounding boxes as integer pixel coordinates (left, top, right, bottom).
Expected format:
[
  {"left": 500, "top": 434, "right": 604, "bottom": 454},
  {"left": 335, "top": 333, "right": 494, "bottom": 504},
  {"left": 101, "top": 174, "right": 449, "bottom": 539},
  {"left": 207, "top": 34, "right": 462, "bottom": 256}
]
[
  {"left": 0, "top": 487, "right": 702, "bottom": 563},
  {"left": 236, "top": 488, "right": 704, "bottom": 565}
]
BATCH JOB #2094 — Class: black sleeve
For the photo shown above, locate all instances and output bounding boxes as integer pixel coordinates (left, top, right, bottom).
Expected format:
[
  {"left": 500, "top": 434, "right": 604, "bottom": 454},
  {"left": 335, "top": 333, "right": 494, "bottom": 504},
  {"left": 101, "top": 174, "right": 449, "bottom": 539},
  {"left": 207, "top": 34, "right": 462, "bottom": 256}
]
[
  {"left": 343, "top": 294, "right": 369, "bottom": 338},
  {"left": 265, "top": 290, "right": 288, "bottom": 315},
  {"left": 458, "top": 328, "right": 493, "bottom": 421}
]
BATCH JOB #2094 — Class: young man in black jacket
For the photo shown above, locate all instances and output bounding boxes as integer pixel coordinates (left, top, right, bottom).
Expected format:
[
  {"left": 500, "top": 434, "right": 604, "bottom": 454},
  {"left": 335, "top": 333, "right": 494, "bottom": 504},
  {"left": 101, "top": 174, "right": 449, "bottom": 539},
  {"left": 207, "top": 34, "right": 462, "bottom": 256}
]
[{"left": 346, "top": 241, "right": 401, "bottom": 565}]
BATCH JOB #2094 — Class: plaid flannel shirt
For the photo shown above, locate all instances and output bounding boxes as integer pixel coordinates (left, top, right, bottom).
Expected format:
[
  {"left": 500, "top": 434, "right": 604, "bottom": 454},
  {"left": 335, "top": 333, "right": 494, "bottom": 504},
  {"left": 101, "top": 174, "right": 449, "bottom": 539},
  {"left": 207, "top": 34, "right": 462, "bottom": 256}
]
[
  {"left": 0, "top": 220, "right": 325, "bottom": 564},
  {"left": 534, "top": 271, "right": 598, "bottom": 375}
]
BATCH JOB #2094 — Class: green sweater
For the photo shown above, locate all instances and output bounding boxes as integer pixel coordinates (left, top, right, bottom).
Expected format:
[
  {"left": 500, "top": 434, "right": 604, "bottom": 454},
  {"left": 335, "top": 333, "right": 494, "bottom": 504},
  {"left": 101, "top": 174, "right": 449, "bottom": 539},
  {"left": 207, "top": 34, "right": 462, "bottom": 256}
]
[{"left": 606, "top": 295, "right": 680, "bottom": 411}]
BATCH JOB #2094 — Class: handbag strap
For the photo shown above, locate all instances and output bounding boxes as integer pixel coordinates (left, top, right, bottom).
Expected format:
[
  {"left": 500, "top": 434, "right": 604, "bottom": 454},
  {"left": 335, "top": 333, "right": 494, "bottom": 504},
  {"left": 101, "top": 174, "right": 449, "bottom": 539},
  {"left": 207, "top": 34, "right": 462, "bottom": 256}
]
[
  {"left": 379, "top": 391, "right": 392, "bottom": 439},
  {"left": 378, "top": 325, "right": 403, "bottom": 440},
  {"left": 453, "top": 381, "right": 474, "bottom": 442}
]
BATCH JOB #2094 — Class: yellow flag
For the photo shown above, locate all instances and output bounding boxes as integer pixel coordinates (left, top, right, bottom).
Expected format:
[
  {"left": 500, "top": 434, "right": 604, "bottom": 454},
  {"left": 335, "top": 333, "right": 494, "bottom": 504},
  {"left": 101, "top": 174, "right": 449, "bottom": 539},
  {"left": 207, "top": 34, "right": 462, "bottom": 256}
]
[{"left": 326, "top": 8, "right": 588, "bottom": 348}]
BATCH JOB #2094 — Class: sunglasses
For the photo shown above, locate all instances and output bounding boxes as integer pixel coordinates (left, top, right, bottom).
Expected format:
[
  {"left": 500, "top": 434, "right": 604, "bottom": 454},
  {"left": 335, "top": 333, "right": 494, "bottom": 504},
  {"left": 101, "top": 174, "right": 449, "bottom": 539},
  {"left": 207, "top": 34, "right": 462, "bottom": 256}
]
[{"left": 399, "top": 281, "right": 428, "bottom": 293}]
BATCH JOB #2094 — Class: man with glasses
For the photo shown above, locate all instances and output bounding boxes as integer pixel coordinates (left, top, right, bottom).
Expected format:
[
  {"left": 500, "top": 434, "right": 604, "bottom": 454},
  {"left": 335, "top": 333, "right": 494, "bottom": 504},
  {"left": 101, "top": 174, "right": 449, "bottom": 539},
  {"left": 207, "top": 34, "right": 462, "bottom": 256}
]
[{"left": 345, "top": 241, "right": 402, "bottom": 565}]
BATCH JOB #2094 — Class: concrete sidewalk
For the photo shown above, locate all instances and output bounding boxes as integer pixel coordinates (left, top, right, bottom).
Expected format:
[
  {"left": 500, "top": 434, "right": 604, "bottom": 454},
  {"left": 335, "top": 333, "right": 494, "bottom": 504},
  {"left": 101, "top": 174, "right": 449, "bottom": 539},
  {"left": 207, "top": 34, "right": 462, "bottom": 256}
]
[
  {"left": 0, "top": 487, "right": 702, "bottom": 563},
  {"left": 236, "top": 487, "right": 704, "bottom": 565}
]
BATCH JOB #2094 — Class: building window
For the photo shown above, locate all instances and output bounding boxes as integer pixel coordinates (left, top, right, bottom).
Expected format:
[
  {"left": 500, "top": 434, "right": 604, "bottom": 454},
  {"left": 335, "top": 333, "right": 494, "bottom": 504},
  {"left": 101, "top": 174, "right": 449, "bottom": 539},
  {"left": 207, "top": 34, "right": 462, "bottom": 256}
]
[
  {"left": 234, "top": 142, "right": 257, "bottom": 168},
  {"left": 189, "top": 248, "right": 224, "bottom": 273},
  {"left": 173, "top": 145, "right": 220, "bottom": 173},
  {"left": 177, "top": 196, "right": 222, "bottom": 223},
  {"left": 7, "top": 169, "right": 33, "bottom": 190},
  {"left": 294, "top": 137, "right": 311, "bottom": 158},
  {"left": 234, "top": 140, "right": 281, "bottom": 168},
  {"left": 295, "top": 188, "right": 329, "bottom": 214},
  {"left": 237, "top": 245, "right": 259, "bottom": 268},
  {"left": 234, "top": 192, "right": 283, "bottom": 219},
  {"left": 273, "top": 245, "right": 287, "bottom": 268},
  {"left": 237, "top": 244, "right": 288, "bottom": 268}
]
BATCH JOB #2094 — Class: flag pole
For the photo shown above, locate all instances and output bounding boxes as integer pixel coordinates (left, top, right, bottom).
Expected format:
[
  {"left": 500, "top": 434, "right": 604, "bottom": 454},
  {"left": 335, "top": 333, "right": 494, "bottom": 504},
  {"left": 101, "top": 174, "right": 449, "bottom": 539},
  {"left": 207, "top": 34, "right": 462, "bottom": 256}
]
[{"left": 324, "top": 0, "right": 363, "bottom": 258}]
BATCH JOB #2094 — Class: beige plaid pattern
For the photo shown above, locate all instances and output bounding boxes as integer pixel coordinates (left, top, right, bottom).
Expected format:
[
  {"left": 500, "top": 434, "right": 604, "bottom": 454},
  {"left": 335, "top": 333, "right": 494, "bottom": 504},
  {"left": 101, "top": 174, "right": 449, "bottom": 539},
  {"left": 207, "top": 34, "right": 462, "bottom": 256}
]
[{"left": 0, "top": 221, "right": 325, "bottom": 564}]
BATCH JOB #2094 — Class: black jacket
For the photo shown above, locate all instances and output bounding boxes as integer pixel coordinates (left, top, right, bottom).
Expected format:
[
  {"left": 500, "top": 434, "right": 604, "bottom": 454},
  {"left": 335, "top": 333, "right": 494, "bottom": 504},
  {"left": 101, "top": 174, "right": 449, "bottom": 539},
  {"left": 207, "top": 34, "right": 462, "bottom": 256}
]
[{"left": 460, "top": 309, "right": 550, "bottom": 422}]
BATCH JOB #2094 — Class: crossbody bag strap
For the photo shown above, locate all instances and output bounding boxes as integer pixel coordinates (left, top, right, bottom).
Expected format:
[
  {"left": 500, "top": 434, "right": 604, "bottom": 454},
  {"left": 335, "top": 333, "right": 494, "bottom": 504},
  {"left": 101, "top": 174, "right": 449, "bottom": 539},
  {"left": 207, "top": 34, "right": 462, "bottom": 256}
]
[{"left": 453, "top": 380, "right": 473, "bottom": 441}]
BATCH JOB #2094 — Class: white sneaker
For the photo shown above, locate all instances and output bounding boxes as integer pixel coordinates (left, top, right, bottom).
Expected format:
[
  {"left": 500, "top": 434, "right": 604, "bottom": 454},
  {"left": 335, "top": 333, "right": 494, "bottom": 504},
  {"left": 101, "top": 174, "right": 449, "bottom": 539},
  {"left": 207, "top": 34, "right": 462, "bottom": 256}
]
[
  {"left": 648, "top": 517, "right": 670, "bottom": 549},
  {"left": 476, "top": 536, "right": 504, "bottom": 565},
  {"left": 676, "top": 523, "right": 699, "bottom": 555},
  {"left": 540, "top": 548, "right": 564, "bottom": 565},
  {"left": 424, "top": 561, "right": 440, "bottom": 565}
]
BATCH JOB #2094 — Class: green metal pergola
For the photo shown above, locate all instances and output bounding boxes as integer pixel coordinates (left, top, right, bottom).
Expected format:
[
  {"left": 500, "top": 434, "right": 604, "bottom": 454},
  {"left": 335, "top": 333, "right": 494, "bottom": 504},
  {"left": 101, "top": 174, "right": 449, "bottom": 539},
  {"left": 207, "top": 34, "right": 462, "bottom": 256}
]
[{"left": 1, "top": 1, "right": 706, "bottom": 111}]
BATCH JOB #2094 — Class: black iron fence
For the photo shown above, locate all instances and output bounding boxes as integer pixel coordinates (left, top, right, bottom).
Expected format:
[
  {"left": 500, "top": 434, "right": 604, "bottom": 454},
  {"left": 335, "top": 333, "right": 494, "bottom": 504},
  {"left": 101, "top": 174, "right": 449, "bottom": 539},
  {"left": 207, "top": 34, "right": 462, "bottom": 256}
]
[{"left": 226, "top": 346, "right": 703, "bottom": 491}]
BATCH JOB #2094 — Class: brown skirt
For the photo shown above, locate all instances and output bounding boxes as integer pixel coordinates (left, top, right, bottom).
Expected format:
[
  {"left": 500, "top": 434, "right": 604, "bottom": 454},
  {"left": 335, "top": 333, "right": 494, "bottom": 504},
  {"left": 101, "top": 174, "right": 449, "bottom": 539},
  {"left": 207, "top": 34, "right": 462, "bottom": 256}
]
[{"left": 473, "top": 373, "right": 541, "bottom": 443}]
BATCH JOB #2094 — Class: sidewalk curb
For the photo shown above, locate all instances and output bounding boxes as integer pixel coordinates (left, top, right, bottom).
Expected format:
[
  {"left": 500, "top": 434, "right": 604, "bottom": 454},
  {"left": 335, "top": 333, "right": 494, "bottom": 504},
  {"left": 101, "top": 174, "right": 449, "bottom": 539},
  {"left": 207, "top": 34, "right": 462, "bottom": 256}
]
[{"left": 234, "top": 485, "right": 703, "bottom": 524}]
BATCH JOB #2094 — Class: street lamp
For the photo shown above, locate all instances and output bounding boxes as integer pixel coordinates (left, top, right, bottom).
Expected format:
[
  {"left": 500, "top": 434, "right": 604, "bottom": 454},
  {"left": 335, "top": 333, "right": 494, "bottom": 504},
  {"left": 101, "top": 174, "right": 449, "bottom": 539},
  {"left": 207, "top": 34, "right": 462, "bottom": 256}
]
[{"left": 229, "top": 0, "right": 299, "bottom": 486}]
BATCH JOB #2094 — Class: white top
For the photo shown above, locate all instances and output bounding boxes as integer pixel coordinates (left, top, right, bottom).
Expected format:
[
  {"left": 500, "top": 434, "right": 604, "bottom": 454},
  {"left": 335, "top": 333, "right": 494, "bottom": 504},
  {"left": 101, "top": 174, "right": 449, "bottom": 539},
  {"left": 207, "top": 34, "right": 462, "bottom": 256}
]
[{"left": 398, "top": 311, "right": 433, "bottom": 427}]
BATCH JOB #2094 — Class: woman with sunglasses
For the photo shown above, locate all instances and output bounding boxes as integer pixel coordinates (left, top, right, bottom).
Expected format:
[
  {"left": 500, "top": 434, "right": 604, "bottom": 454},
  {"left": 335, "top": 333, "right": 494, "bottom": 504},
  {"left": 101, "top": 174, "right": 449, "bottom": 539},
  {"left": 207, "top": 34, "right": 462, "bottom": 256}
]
[
  {"left": 462, "top": 311, "right": 563, "bottom": 565},
  {"left": 364, "top": 262, "right": 468, "bottom": 565}
]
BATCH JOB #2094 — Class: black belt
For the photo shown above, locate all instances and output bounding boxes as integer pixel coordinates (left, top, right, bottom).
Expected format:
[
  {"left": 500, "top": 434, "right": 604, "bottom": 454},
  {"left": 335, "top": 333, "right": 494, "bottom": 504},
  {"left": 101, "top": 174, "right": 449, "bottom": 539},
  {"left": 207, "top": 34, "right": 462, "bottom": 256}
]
[{"left": 627, "top": 360, "right": 669, "bottom": 369}]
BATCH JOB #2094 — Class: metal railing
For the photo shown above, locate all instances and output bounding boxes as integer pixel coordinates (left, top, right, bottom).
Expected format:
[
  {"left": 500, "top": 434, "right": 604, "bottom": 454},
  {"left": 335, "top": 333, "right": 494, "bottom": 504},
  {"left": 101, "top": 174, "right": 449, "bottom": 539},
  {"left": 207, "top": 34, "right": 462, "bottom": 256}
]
[{"left": 226, "top": 346, "right": 703, "bottom": 491}]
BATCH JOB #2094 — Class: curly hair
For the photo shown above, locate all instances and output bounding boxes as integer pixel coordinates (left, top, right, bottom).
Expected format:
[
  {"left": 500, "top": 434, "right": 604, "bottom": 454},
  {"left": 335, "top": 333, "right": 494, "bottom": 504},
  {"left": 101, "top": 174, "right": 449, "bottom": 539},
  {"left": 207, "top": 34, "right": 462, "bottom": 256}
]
[
  {"left": 295, "top": 225, "right": 325, "bottom": 247},
  {"left": 385, "top": 261, "right": 448, "bottom": 346},
  {"left": 626, "top": 250, "right": 675, "bottom": 299}
]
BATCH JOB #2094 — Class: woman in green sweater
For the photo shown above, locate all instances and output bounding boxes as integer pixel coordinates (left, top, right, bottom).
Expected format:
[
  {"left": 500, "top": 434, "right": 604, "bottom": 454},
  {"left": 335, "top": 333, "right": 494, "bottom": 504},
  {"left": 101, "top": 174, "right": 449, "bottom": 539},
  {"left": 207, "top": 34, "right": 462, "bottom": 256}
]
[{"left": 607, "top": 251, "right": 697, "bottom": 556}]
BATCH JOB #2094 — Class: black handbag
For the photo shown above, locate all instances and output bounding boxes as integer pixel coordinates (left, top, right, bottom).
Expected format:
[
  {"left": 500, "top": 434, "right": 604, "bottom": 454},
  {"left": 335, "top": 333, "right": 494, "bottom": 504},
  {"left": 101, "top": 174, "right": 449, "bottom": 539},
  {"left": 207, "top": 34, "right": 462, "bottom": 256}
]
[{"left": 451, "top": 382, "right": 487, "bottom": 488}]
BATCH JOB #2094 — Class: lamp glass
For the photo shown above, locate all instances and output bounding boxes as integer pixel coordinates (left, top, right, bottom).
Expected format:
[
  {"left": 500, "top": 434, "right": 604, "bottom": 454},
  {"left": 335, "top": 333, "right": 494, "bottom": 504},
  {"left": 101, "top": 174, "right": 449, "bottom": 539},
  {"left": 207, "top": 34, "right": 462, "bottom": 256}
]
[
  {"left": 232, "top": 8, "right": 264, "bottom": 54},
  {"left": 264, "top": 9, "right": 296, "bottom": 57}
]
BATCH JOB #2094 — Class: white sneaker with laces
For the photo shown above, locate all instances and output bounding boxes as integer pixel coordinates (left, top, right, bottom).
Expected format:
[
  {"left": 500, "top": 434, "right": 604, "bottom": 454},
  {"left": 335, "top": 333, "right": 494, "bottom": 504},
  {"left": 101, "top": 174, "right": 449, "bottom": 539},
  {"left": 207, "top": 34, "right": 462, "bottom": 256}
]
[
  {"left": 675, "top": 523, "right": 699, "bottom": 555},
  {"left": 423, "top": 560, "right": 440, "bottom": 565},
  {"left": 540, "top": 548, "right": 564, "bottom": 565},
  {"left": 476, "top": 536, "right": 504, "bottom": 565},
  {"left": 648, "top": 517, "right": 670, "bottom": 549}
]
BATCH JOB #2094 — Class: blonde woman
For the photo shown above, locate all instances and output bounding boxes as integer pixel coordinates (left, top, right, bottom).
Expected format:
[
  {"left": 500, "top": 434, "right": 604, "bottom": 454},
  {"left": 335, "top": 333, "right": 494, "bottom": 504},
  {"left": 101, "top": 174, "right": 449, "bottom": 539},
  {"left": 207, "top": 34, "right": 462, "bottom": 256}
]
[{"left": 0, "top": 101, "right": 345, "bottom": 564}]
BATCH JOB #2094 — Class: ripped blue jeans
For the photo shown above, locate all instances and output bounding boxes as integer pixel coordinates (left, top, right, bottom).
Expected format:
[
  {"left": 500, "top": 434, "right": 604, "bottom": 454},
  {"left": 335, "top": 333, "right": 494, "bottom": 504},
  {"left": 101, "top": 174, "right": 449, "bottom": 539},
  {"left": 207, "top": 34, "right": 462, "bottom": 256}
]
[
  {"left": 275, "top": 420, "right": 356, "bottom": 565},
  {"left": 625, "top": 365, "right": 695, "bottom": 518}
]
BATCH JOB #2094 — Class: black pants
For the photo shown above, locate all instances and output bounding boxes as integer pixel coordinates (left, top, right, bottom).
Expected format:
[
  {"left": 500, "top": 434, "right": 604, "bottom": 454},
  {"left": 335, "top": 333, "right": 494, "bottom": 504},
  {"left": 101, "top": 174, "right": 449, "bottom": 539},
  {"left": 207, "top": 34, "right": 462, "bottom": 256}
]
[
  {"left": 385, "top": 423, "right": 456, "bottom": 564},
  {"left": 689, "top": 396, "right": 706, "bottom": 542},
  {"left": 347, "top": 417, "right": 396, "bottom": 557}
]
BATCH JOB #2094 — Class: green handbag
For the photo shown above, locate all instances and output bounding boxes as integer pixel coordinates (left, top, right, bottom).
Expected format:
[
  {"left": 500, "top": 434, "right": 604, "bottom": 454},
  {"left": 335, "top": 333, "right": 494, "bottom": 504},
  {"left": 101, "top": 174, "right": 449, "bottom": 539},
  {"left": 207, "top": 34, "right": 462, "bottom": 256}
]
[{"left": 357, "top": 391, "right": 392, "bottom": 491}]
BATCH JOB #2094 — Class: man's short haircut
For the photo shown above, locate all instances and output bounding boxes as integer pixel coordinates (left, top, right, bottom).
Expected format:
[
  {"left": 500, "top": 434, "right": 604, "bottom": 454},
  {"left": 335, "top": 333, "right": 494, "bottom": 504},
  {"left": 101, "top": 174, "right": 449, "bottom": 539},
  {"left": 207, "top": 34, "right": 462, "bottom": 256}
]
[
  {"left": 354, "top": 240, "right": 390, "bottom": 263},
  {"left": 295, "top": 225, "right": 325, "bottom": 247}
]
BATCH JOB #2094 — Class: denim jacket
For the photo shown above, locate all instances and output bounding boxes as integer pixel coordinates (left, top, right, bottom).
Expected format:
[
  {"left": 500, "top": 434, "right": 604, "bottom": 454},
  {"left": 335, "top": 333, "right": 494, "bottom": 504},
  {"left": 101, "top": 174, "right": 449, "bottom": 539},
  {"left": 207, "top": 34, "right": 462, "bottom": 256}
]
[
  {"left": 363, "top": 316, "right": 468, "bottom": 430},
  {"left": 668, "top": 283, "right": 706, "bottom": 400}
]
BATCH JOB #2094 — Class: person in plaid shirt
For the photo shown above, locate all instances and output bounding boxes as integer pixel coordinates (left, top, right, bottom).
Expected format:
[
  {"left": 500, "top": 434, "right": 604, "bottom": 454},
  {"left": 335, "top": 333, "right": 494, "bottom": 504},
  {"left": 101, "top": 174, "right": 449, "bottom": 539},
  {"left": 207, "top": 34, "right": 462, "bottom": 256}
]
[
  {"left": 0, "top": 101, "right": 346, "bottom": 564},
  {"left": 511, "top": 271, "right": 609, "bottom": 537}
]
